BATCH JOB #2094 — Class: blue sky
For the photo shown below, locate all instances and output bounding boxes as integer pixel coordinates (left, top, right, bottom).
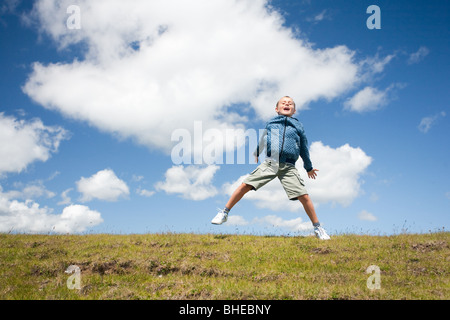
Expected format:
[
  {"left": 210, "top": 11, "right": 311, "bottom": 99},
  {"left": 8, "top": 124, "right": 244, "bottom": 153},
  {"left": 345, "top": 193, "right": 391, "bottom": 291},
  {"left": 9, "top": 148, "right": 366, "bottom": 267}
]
[{"left": 0, "top": 0, "right": 448, "bottom": 236}]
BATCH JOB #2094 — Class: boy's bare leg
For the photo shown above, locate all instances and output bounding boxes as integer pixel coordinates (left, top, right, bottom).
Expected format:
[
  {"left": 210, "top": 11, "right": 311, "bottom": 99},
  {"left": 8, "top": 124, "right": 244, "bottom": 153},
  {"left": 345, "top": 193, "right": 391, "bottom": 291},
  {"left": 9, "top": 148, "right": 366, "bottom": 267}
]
[
  {"left": 297, "top": 194, "right": 319, "bottom": 224},
  {"left": 212, "top": 183, "right": 253, "bottom": 225},
  {"left": 225, "top": 183, "right": 254, "bottom": 210},
  {"left": 298, "top": 194, "right": 330, "bottom": 239}
]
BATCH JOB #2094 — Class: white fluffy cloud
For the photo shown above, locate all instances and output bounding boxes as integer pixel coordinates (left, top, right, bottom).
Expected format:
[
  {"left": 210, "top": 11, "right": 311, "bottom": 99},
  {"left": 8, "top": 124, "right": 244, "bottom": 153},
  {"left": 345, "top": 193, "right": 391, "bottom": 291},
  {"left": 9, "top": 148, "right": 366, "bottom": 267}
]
[
  {"left": 0, "top": 187, "right": 103, "bottom": 233},
  {"left": 358, "top": 210, "right": 377, "bottom": 221},
  {"left": 136, "top": 188, "right": 155, "bottom": 197},
  {"left": 76, "top": 169, "right": 130, "bottom": 202},
  {"left": 0, "top": 113, "right": 68, "bottom": 175},
  {"left": 344, "top": 86, "right": 390, "bottom": 113},
  {"left": 408, "top": 46, "right": 429, "bottom": 65},
  {"left": 359, "top": 53, "right": 395, "bottom": 78},
  {"left": 344, "top": 82, "right": 406, "bottom": 113},
  {"left": 23, "top": 0, "right": 361, "bottom": 156},
  {"left": 155, "top": 165, "right": 219, "bottom": 200},
  {"left": 418, "top": 111, "right": 446, "bottom": 133},
  {"left": 1, "top": 180, "right": 56, "bottom": 200},
  {"left": 57, "top": 188, "right": 73, "bottom": 205},
  {"left": 224, "top": 141, "right": 372, "bottom": 211},
  {"left": 305, "top": 142, "right": 373, "bottom": 206}
]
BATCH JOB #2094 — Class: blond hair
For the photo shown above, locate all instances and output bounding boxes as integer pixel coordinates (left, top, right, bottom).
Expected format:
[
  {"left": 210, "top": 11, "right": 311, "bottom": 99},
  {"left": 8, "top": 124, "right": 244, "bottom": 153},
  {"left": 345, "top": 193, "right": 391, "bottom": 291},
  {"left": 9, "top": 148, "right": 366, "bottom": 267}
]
[{"left": 276, "top": 96, "right": 296, "bottom": 108}]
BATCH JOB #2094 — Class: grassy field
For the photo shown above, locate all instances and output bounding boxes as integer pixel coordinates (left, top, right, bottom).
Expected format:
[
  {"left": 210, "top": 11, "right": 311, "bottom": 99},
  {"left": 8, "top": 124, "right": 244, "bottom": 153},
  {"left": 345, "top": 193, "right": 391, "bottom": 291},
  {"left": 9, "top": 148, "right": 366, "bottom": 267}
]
[{"left": 0, "top": 232, "right": 448, "bottom": 300}]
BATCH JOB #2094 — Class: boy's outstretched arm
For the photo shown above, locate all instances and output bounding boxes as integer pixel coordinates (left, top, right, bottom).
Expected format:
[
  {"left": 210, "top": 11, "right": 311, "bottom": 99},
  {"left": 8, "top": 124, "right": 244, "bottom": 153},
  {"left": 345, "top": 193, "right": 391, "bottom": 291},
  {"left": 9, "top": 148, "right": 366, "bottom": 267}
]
[{"left": 297, "top": 124, "right": 314, "bottom": 173}]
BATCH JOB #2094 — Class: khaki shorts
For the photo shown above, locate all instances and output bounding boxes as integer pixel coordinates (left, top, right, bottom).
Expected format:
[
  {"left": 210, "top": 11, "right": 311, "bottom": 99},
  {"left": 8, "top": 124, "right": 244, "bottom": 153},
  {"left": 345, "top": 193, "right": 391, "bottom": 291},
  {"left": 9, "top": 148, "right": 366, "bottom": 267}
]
[{"left": 243, "top": 160, "right": 308, "bottom": 200}]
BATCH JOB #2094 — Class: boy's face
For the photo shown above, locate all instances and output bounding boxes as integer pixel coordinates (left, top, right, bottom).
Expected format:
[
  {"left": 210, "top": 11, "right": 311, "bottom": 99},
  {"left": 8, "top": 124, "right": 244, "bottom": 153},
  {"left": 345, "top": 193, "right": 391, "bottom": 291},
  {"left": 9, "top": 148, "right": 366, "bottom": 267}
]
[{"left": 275, "top": 97, "right": 296, "bottom": 117}]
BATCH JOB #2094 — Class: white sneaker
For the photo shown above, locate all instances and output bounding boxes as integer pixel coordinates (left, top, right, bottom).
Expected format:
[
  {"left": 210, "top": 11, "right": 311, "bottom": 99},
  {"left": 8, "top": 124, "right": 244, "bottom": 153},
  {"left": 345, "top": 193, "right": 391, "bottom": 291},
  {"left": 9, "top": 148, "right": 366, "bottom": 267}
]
[
  {"left": 211, "top": 209, "right": 228, "bottom": 225},
  {"left": 314, "top": 226, "right": 331, "bottom": 240}
]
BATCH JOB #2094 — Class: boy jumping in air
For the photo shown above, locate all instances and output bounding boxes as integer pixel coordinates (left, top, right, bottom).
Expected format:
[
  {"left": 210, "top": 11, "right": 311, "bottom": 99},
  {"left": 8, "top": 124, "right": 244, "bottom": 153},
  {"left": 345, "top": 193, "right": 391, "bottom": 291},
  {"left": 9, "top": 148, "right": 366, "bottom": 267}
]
[{"left": 211, "top": 96, "right": 331, "bottom": 240}]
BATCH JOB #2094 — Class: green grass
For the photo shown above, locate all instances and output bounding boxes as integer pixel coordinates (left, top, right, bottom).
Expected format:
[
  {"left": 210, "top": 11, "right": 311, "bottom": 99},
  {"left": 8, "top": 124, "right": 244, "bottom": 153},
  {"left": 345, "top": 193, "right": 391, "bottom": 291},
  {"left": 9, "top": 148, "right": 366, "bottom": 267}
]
[{"left": 0, "top": 232, "right": 448, "bottom": 300}]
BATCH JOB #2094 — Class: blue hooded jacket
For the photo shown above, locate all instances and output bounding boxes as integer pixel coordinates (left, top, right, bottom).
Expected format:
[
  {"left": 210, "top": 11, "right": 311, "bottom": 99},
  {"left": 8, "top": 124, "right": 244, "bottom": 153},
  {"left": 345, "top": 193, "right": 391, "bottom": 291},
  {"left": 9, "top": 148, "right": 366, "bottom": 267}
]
[{"left": 255, "top": 115, "right": 313, "bottom": 172}]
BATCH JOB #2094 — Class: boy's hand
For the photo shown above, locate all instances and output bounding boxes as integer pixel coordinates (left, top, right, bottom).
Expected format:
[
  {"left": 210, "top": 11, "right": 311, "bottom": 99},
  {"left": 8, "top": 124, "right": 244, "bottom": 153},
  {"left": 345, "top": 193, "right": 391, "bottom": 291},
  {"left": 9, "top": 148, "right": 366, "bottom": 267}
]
[
  {"left": 255, "top": 156, "right": 259, "bottom": 163},
  {"left": 307, "top": 169, "right": 319, "bottom": 179}
]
